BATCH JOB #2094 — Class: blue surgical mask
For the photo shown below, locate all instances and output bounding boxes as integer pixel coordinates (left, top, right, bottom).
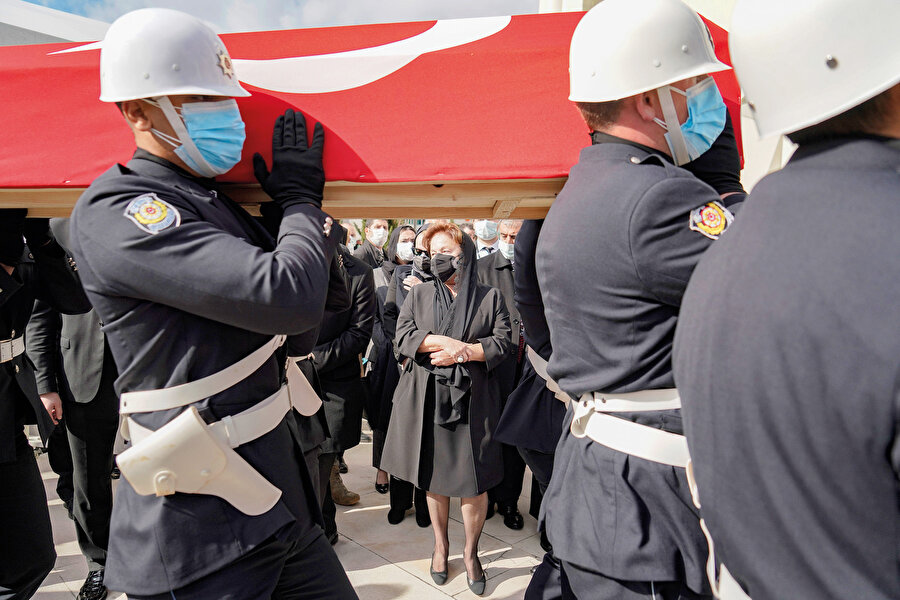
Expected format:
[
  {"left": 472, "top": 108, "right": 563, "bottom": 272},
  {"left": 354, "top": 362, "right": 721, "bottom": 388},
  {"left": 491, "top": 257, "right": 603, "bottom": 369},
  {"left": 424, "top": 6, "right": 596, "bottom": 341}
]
[
  {"left": 655, "top": 77, "right": 726, "bottom": 165},
  {"left": 150, "top": 97, "right": 246, "bottom": 178},
  {"left": 473, "top": 220, "right": 498, "bottom": 241},
  {"left": 498, "top": 239, "right": 515, "bottom": 261}
]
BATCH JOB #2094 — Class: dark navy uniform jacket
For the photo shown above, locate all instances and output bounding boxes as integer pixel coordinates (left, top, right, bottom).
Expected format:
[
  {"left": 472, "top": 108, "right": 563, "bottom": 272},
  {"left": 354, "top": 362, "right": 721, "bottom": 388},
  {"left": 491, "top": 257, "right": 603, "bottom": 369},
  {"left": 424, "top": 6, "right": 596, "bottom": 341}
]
[
  {"left": 68, "top": 149, "right": 338, "bottom": 595},
  {"left": 674, "top": 136, "right": 900, "bottom": 600},
  {"left": 536, "top": 137, "right": 740, "bottom": 591},
  {"left": 494, "top": 220, "right": 566, "bottom": 454}
]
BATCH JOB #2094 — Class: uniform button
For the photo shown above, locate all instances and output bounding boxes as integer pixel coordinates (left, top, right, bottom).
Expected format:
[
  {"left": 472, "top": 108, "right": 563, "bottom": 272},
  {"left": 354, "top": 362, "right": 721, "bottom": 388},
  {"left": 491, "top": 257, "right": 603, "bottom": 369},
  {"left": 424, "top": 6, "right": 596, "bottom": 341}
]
[
  {"left": 630, "top": 156, "right": 641, "bottom": 164},
  {"left": 10, "top": 330, "right": 15, "bottom": 337},
  {"left": 14, "top": 364, "right": 19, "bottom": 374}
]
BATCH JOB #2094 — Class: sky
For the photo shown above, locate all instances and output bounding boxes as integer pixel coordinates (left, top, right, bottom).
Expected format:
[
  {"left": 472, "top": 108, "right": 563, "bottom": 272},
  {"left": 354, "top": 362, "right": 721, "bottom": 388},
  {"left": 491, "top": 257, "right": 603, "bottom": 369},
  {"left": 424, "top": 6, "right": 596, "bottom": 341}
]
[{"left": 26, "top": 0, "right": 541, "bottom": 32}]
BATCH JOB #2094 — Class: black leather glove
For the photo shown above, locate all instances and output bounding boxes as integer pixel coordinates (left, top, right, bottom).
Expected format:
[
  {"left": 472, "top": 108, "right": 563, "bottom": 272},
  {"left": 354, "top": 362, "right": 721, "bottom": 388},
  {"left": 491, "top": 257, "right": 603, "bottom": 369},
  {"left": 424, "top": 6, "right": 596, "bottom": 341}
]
[
  {"left": 0, "top": 209, "right": 26, "bottom": 266},
  {"left": 253, "top": 109, "right": 325, "bottom": 210},
  {"left": 683, "top": 112, "right": 746, "bottom": 196}
]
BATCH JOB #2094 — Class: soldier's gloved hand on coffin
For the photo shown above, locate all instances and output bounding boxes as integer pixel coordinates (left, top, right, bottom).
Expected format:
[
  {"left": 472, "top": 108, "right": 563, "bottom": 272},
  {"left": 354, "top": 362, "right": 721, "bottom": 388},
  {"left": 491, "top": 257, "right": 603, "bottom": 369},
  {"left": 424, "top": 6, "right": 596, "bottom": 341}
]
[
  {"left": 0, "top": 209, "right": 26, "bottom": 266},
  {"left": 253, "top": 109, "right": 326, "bottom": 210},
  {"left": 682, "top": 111, "right": 746, "bottom": 199}
]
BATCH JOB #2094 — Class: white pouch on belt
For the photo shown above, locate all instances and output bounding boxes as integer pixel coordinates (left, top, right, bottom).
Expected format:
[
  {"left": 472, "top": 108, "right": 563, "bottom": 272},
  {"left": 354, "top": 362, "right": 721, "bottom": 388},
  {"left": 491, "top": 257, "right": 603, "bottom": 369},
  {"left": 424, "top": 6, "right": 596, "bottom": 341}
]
[{"left": 116, "top": 406, "right": 282, "bottom": 516}]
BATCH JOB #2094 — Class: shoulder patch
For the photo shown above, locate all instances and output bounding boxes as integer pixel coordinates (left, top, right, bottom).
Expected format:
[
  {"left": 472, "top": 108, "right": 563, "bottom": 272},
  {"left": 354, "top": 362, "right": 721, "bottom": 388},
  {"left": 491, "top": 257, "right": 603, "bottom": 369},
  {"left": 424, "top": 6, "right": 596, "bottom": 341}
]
[
  {"left": 124, "top": 193, "right": 181, "bottom": 235},
  {"left": 689, "top": 201, "right": 733, "bottom": 240}
]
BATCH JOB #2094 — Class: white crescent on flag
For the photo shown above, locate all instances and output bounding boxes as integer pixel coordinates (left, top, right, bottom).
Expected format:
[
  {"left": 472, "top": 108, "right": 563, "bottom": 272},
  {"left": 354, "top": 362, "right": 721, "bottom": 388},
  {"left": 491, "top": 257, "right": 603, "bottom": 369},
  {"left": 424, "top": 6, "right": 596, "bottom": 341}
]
[
  {"left": 234, "top": 16, "right": 511, "bottom": 93},
  {"left": 50, "top": 16, "right": 512, "bottom": 94}
]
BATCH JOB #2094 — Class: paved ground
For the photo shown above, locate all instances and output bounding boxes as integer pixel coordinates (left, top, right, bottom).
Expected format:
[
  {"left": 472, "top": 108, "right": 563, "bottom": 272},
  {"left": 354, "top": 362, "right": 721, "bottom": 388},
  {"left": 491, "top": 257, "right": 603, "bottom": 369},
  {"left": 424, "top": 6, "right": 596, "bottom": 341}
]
[{"left": 35, "top": 426, "right": 542, "bottom": 599}]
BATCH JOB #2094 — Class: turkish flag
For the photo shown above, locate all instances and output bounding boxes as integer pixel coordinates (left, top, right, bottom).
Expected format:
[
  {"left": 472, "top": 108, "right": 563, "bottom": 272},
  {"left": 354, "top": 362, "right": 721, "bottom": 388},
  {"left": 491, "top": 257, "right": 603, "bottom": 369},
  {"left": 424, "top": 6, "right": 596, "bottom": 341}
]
[{"left": 0, "top": 12, "right": 740, "bottom": 191}]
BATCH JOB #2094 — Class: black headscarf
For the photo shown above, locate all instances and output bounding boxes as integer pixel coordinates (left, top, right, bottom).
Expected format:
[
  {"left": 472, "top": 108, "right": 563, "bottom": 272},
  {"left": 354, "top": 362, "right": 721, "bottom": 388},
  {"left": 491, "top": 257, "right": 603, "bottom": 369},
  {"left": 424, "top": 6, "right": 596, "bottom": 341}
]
[
  {"left": 383, "top": 224, "right": 415, "bottom": 279},
  {"left": 428, "top": 232, "right": 480, "bottom": 429}
]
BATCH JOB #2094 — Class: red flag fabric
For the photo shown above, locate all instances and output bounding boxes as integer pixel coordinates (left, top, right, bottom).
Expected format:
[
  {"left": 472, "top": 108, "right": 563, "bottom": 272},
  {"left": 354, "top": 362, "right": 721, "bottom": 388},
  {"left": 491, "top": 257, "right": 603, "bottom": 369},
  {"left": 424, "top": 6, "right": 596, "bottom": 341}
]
[{"left": 0, "top": 12, "right": 741, "bottom": 190}]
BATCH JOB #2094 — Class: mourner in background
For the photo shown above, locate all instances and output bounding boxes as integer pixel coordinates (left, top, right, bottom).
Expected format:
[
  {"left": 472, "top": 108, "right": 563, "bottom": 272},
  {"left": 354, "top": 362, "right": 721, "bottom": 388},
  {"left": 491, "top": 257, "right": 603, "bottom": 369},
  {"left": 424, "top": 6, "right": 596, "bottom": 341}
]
[
  {"left": 477, "top": 219, "right": 527, "bottom": 531},
  {"left": 536, "top": 1, "right": 744, "bottom": 598},
  {"left": 65, "top": 9, "right": 356, "bottom": 598},
  {"left": 472, "top": 219, "right": 499, "bottom": 258},
  {"left": 381, "top": 223, "right": 432, "bottom": 527},
  {"left": 353, "top": 218, "right": 389, "bottom": 269},
  {"left": 367, "top": 224, "right": 416, "bottom": 495},
  {"left": 28, "top": 293, "right": 118, "bottom": 600},
  {"left": 382, "top": 223, "right": 511, "bottom": 596},
  {"left": 0, "top": 209, "right": 90, "bottom": 600},
  {"left": 674, "top": 1, "right": 900, "bottom": 599},
  {"left": 314, "top": 226, "right": 376, "bottom": 532}
]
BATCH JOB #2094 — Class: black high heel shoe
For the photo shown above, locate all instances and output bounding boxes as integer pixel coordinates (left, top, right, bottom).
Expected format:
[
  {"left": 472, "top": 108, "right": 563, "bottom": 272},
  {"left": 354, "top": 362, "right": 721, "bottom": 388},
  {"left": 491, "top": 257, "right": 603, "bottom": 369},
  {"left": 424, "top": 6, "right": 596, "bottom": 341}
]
[
  {"left": 466, "top": 556, "right": 486, "bottom": 595},
  {"left": 375, "top": 482, "right": 389, "bottom": 494},
  {"left": 430, "top": 552, "right": 448, "bottom": 586}
]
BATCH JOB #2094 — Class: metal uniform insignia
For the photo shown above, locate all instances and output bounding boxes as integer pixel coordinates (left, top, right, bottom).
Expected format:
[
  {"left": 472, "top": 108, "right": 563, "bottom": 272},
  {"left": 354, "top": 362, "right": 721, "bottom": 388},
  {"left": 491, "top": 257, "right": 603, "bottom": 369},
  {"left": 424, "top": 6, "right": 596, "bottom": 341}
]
[
  {"left": 217, "top": 49, "right": 235, "bottom": 79},
  {"left": 124, "top": 193, "right": 181, "bottom": 235},
  {"left": 689, "top": 201, "right": 733, "bottom": 240}
]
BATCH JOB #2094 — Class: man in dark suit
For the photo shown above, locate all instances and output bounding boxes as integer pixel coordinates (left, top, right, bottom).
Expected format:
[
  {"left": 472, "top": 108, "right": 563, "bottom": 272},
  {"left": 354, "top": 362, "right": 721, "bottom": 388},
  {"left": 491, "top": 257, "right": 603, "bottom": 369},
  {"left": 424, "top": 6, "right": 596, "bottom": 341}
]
[
  {"left": 315, "top": 232, "right": 376, "bottom": 539},
  {"left": 0, "top": 210, "right": 91, "bottom": 599},
  {"left": 352, "top": 218, "right": 388, "bottom": 269},
  {"left": 28, "top": 287, "right": 118, "bottom": 600},
  {"left": 477, "top": 219, "right": 526, "bottom": 530}
]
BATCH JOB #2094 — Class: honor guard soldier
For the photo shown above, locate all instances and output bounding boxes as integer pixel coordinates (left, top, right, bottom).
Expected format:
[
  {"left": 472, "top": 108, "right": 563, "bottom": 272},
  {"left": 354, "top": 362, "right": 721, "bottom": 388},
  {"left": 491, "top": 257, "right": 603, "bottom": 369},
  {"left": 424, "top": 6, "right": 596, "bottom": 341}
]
[
  {"left": 673, "top": 1, "right": 900, "bottom": 599},
  {"left": 535, "top": 0, "right": 744, "bottom": 598},
  {"left": 66, "top": 9, "right": 357, "bottom": 599}
]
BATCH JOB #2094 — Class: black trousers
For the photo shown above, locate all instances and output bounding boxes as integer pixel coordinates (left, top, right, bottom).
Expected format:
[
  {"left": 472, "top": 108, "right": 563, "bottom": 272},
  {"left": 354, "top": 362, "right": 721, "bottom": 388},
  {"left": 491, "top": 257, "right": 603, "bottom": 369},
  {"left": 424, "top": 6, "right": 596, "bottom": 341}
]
[
  {"left": 0, "top": 431, "right": 56, "bottom": 600},
  {"left": 319, "top": 452, "right": 337, "bottom": 539},
  {"left": 65, "top": 387, "right": 119, "bottom": 571},
  {"left": 129, "top": 528, "right": 358, "bottom": 600},
  {"left": 489, "top": 441, "right": 527, "bottom": 507}
]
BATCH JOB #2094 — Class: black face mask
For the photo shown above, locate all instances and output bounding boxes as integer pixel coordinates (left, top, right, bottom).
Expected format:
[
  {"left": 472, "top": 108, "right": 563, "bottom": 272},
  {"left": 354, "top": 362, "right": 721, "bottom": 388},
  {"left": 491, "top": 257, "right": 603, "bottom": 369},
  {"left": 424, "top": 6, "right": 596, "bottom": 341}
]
[
  {"left": 413, "top": 252, "right": 431, "bottom": 274},
  {"left": 431, "top": 253, "right": 461, "bottom": 283}
]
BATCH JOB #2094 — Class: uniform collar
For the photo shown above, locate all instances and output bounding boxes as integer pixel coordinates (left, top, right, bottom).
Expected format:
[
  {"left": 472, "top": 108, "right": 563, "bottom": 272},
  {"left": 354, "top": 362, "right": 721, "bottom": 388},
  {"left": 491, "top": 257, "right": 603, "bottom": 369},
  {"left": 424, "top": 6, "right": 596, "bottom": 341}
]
[{"left": 590, "top": 131, "right": 674, "bottom": 164}]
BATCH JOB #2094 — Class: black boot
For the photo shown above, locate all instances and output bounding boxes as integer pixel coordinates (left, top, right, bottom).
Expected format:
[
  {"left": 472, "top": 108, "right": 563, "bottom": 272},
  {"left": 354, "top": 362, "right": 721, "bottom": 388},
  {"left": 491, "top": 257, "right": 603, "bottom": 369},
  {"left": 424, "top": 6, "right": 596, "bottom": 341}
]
[
  {"left": 388, "top": 476, "right": 412, "bottom": 524},
  {"left": 414, "top": 487, "right": 431, "bottom": 528}
]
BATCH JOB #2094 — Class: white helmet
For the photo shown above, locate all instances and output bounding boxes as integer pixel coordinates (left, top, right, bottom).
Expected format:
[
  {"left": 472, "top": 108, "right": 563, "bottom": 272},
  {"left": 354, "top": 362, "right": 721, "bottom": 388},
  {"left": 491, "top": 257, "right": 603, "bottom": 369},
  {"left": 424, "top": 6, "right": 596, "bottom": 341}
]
[
  {"left": 99, "top": 8, "right": 249, "bottom": 102},
  {"left": 730, "top": 0, "right": 900, "bottom": 138},
  {"left": 569, "top": 0, "right": 730, "bottom": 102}
]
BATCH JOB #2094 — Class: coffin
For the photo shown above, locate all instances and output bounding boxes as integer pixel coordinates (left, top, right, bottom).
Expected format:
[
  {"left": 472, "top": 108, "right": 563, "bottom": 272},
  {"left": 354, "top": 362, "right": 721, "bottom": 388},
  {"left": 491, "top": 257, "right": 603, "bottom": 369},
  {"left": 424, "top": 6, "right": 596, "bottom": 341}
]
[{"left": 0, "top": 12, "right": 741, "bottom": 218}]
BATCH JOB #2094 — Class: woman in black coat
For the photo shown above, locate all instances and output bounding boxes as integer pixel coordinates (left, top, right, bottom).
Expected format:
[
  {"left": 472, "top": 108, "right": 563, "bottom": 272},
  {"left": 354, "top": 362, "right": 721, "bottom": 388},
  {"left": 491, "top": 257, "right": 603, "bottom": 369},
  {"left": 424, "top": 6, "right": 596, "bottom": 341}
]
[
  {"left": 381, "top": 223, "right": 512, "bottom": 595},
  {"left": 367, "top": 224, "right": 415, "bottom": 492}
]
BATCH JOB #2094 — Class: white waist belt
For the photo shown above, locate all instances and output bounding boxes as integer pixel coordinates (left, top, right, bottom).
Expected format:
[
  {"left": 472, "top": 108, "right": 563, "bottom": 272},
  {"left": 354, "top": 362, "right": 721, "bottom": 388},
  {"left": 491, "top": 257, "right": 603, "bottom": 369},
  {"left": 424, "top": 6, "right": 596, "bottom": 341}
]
[
  {"left": 128, "top": 383, "right": 291, "bottom": 448},
  {"left": 525, "top": 346, "right": 571, "bottom": 405},
  {"left": 120, "top": 335, "right": 287, "bottom": 414},
  {"left": 570, "top": 389, "right": 689, "bottom": 468},
  {"left": 0, "top": 336, "right": 25, "bottom": 363}
]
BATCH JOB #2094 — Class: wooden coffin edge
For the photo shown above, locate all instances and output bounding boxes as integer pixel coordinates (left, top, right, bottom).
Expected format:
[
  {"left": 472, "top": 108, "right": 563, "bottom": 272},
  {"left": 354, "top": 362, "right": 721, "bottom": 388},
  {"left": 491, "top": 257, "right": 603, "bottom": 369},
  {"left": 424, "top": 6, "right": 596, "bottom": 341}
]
[{"left": 0, "top": 178, "right": 566, "bottom": 219}]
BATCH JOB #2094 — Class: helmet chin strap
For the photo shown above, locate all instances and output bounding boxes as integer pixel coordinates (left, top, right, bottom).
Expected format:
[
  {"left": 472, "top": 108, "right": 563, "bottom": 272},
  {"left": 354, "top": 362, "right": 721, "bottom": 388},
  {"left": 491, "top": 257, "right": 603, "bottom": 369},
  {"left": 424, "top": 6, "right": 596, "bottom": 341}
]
[
  {"left": 150, "top": 96, "right": 217, "bottom": 177},
  {"left": 655, "top": 87, "right": 691, "bottom": 165}
]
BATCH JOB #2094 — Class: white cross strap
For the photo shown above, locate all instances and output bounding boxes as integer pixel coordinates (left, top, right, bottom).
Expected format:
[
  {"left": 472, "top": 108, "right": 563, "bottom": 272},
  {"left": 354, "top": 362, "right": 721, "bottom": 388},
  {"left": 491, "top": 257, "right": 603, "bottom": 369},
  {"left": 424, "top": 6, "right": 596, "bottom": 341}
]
[{"left": 120, "top": 335, "right": 286, "bottom": 414}]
